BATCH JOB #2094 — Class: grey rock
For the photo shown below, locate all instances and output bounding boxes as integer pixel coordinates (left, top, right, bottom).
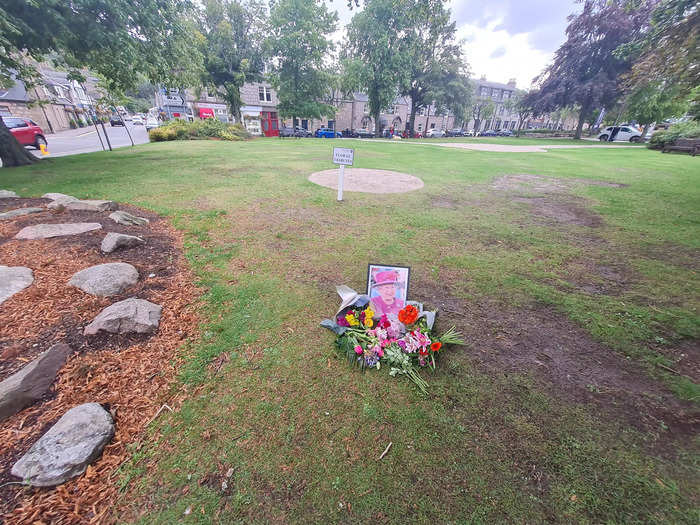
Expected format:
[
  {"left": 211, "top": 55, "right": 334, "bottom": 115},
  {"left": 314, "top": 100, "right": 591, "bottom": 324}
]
[
  {"left": 65, "top": 200, "right": 118, "bottom": 212},
  {"left": 69, "top": 263, "right": 138, "bottom": 296},
  {"left": 0, "top": 207, "right": 44, "bottom": 221},
  {"left": 42, "top": 193, "right": 77, "bottom": 201},
  {"left": 0, "top": 344, "right": 71, "bottom": 422},
  {"left": 0, "top": 190, "right": 19, "bottom": 199},
  {"left": 11, "top": 402, "right": 114, "bottom": 486},
  {"left": 46, "top": 196, "right": 80, "bottom": 209},
  {"left": 84, "top": 298, "right": 161, "bottom": 335},
  {"left": 109, "top": 210, "right": 149, "bottom": 226},
  {"left": 0, "top": 266, "right": 34, "bottom": 305},
  {"left": 15, "top": 223, "right": 102, "bottom": 240},
  {"left": 100, "top": 232, "right": 144, "bottom": 253}
]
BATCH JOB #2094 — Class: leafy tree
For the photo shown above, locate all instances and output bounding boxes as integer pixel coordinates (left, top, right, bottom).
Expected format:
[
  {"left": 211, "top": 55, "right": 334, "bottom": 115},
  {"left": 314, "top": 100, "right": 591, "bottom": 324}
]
[
  {"left": 345, "top": 0, "right": 410, "bottom": 135},
  {"left": 399, "top": 0, "right": 468, "bottom": 134},
  {"left": 507, "top": 89, "right": 539, "bottom": 136},
  {"left": 533, "top": 0, "right": 657, "bottom": 139},
  {"left": 625, "top": 81, "right": 687, "bottom": 137},
  {"left": 617, "top": 0, "right": 699, "bottom": 101},
  {"left": 267, "top": 0, "right": 338, "bottom": 126},
  {"left": 198, "top": 0, "right": 267, "bottom": 124},
  {"left": 471, "top": 98, "right": 494, "bottom": 133},
  {"left": 1, "top": 0, "right": 201, "bottom": 167}
]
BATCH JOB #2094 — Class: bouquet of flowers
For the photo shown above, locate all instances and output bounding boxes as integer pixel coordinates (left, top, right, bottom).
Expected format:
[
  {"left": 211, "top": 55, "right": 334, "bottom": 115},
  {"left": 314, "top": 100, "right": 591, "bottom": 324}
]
[{"left": 321, "top": 286, "right": 463, "bottom": 394}]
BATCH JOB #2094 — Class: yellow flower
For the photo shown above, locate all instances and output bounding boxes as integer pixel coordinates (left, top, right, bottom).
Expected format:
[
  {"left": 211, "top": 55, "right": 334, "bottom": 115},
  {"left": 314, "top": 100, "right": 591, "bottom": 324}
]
[
  {"left": 345, "top": 313, "right": 360, "bottom": 326},
  {"left": 364, "top": 318, "right": 374, "bottom": 328},
  {"left": 364, "top": 307, "right": 375, "bottom": 318}
]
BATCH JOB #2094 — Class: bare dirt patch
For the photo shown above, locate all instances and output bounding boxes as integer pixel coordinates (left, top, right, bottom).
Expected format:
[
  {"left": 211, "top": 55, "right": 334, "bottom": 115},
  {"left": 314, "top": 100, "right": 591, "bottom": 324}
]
[
  {"left": 308, "top": 168, "right": 424, "bottom": 194},
  {"left": 0, "top": 198, "right": 200, "bottom": 523},
  {"left": 410, "top": 278, "right": 699, "bottom": 443}
]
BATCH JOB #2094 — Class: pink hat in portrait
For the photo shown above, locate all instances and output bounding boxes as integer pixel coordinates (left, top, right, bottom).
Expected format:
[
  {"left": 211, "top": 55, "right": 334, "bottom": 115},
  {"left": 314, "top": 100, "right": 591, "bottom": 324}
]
[{"left": 372, "top": 270, "right": 404, "bottom": 288}]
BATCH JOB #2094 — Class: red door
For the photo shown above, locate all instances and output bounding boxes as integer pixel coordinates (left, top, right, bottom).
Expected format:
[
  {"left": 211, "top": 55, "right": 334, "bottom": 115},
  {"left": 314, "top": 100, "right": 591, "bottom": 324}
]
[{"left": 261, "top": 112, "right": 279, "bottom": 137}]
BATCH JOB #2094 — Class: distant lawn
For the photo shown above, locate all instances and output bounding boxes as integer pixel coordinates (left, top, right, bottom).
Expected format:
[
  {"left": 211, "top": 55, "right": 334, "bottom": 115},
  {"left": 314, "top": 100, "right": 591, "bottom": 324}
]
[
  {"left": 1, "top": 138, "right": 698, "bottom": 523},
  {"left": 388, "top": 135, "right": 645, "bottom": 146}
]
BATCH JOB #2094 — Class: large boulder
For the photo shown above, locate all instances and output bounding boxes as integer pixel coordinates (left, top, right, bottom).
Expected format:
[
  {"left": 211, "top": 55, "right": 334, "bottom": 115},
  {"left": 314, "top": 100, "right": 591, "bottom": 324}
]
[
  {"left": 0, "top": 190, "right": 19, "bottom": 199},
  {"left": 0, "top": 266, "right": 33, "bottom": 305},
  {"left": 101, "top": 232, "right": 144, "bottom": 253},
  {"left": 69, "top": 262, "right": 138, "bottom": 296},
  {"left": 84, "top": 298, "right": 162, "bottom": 335},
  {"left": 15, "top": 223, "right": 102, "bottom": 240},
  {"left": 0, "top": 207, "right": 44, "bottom": 221},
  {"left": 109, "top": 210, "right": 149, "bottom": 226},
  {"left": 0, "top": 343, "right": 71, "bottom": 422},
  {"left": 11, "top": 403, "right": 114, "bottom": 486},
  {"left": 65, "top": 200, "right": 118, "bottom": 212}
]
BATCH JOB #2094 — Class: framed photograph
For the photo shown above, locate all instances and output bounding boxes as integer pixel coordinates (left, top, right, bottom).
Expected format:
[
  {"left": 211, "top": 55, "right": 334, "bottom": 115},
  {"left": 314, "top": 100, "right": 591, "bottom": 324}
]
[{"left": 366, "top": 264, "right": 410, "bottom": 318}]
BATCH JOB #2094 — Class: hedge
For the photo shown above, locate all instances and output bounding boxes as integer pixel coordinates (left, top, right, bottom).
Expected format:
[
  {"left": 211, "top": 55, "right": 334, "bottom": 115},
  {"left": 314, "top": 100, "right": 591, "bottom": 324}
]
[{"left": 148, "top": 119, "right": 252, "bottom": 142}]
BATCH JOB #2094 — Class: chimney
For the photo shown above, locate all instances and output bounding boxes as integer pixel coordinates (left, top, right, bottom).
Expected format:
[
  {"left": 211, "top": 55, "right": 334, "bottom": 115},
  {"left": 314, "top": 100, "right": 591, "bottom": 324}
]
[
  {"left": 480, "top": 75, "right": 487, "bottom": 81},
  {"left": 507, "top": 78, "right": 516, "bottom": 87}
]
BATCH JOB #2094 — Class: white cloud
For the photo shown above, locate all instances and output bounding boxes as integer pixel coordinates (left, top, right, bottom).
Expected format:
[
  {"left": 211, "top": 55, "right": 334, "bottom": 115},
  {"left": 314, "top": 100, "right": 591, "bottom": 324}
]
[{"left": 457, "top": 21, "right": 554, "bottom": 89}]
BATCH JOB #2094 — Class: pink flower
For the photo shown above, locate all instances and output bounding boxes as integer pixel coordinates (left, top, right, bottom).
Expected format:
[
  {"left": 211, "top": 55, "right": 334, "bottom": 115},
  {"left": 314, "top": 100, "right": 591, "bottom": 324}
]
[
  {"left": 377, "top": 347, "right": 384, "bottom": 358},
  {"left": 354, "top": 345, "right": 363, "bottom": 355}
]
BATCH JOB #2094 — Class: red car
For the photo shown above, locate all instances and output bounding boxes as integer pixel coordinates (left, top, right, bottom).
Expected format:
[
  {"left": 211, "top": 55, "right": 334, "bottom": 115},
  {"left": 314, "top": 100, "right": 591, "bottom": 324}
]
[{"left": 4, "top": 117, "right": 47, "bottom": 149}]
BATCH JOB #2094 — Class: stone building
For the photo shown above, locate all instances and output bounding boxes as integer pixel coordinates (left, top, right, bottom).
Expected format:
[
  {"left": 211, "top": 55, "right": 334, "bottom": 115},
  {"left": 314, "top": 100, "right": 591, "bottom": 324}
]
[
  {"left": 0, "top": 67, "right": 103, "bottom": 134},
  {"left": 466, "top": 77, "right": 520, "bottom": 132}
]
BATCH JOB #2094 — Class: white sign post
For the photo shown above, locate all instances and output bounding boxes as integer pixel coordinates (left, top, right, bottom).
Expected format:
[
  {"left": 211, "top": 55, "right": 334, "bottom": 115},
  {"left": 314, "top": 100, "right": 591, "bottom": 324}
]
[{"left": 332, "top": 147, "right": 354, "bottom": 201}]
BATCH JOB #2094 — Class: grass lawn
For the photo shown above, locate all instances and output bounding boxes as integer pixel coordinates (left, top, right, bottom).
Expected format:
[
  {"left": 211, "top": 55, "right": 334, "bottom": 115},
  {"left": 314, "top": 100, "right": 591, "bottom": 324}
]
[
  {"left": 1, "top": 138, "right": 698, "bottom": 523},
  {"left": 395, "top": 136, "right": 646, "bottom": 146}
]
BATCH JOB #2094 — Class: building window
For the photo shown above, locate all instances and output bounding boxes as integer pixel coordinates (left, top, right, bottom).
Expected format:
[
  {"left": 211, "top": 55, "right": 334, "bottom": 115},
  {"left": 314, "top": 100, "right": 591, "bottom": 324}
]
[
  {"left": 418, "top": 123, "right": 423, "bottom": 131},
  {"left": 258, "top": 86, "right": 271, "bottom": 102},
  {"left": 503, "top": 91, "right": 510, "bottom": 99},
  {"left": 430, "top": 123, "right": 435, "bottom": 129},
  {"left": 419, "top": 107, "right": 425, "bottom": 116},
  {"left": 480, "top": 87, "right": 488, "bottom": 96}
]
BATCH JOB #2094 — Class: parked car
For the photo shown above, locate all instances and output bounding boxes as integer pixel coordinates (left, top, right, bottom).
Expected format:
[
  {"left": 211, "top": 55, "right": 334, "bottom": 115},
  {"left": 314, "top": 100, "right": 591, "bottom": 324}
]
[
  {"left": 480, "top": 129, "right": 498, "bottom": 136},
  {"left": 145, "top": 116, "right": 160, "bottom": 131},
  {"left": 295, "top": 126, "right": 312, "bottom": 137},
  {"left": 446, "top": 128, "right": 464, "bottom": 137},
  {"left": 109, "top": 115, "right": 124, "bottom": 126},
  {"left": 465, "top": 130, "right": 476, "bottom": 137},
  {"left": 4, "top": 117, "right": 47, "bottom": 149},
  {"left": 497, "top": 129, "right": 513, "bottom": 136},
  {"left": 132, "top": 116, "right": 144, "bottom": 125},
  {"left": 425, "top": 128, "right": 445, "bottom": 138},
  {"left": 279, "top": 126, "right": 297, "bottom": 137},
  {"left": 355, "top": 128, "right": 375, "bottom": 138},
  {"left": 315, "top": 128, "right": 342, "bottom": 138},
  {"left": 597, "top": 125, "right": 642, "bottom": 142}
]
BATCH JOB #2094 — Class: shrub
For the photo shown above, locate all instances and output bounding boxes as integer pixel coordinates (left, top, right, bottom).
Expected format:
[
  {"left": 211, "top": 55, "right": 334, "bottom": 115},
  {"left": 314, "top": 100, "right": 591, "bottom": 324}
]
[
  {"left": 69, "top": 119, "right": 77, "bottom": 129},
  {"left": 148, "top": 119, "right": 252, "bottom": 142},
  {"left": 647, "top": 120, "right": 700, "bottom": 149}
]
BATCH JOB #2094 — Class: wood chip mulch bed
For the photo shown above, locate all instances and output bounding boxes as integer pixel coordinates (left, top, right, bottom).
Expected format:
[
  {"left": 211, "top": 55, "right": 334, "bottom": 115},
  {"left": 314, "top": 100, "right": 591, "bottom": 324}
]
[{"left": 0, "top": 198, "right": 201, "bottom": 524}]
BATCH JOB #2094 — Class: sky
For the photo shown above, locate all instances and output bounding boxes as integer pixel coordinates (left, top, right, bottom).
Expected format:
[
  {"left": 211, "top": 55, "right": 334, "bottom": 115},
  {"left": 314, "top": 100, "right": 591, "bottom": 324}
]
[{"left": 327, "top": 0, "right": 581, "bottom": 89}]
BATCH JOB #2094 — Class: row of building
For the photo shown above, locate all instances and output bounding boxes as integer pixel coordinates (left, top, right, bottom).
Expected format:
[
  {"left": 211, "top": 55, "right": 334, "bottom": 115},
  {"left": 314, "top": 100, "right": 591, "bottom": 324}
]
[
  {"left": 0, "top": 66, "right": 104, "bottom": 133},
  {"left": 3, "top": 67, "right": 574, "bottom": 136},
  {"left": 155, "top": 77, "right": 529, "bottom": 137}
]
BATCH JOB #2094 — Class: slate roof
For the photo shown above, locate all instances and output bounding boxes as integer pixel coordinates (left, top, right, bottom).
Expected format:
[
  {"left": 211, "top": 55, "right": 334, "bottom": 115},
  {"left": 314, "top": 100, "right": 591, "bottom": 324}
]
[{"left": 0, "top": 81, "right": 30, "bottom": 102}]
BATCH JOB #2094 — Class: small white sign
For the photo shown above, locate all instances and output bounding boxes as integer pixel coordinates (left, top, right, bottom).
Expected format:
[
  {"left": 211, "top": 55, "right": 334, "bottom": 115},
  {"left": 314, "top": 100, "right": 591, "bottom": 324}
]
[{"left": 333, "top": 147, "right": 354, "bottom": 166}]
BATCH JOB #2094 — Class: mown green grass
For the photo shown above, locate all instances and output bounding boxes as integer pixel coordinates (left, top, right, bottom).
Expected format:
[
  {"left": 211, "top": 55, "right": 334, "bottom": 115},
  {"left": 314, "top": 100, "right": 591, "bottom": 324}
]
[{"left": 1, "top": 138, "right": 698, "bottom": 523}]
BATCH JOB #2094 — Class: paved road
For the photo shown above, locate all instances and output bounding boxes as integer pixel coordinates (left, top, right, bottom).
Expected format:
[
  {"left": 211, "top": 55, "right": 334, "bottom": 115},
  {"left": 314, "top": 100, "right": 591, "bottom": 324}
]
[{"left": 32, "top": 123, "right": 150, "bottom": 159}]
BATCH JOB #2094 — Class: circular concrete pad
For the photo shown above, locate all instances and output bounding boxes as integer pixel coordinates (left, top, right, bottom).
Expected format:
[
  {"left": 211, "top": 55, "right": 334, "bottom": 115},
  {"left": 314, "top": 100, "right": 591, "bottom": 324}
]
[{"left": 309, "top": 168, "right": 424, "bottom": 194}]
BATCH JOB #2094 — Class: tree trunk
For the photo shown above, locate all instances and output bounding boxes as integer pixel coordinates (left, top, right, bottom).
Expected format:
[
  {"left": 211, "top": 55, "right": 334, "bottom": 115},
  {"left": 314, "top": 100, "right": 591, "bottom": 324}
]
[
  {"left": 516, "top": 117, "right": 523, "bottom": 137},
  {"left": 373, "top": 109, "right": 380, "bottom": 136},
  {"left": 425, "top": 106, "right": 430, "bottom": 134},
  {"left": 641, "top": 123, "right": 650, "bottom": 142},
  {"left": 574, "top": 106, "right": 588, "bottom": 140},
  {"left": 0, "top": 119, "right": 38, "bottom": 167},
  {"left": 409, "top": 101, "right": 417, "bottom": 135}
]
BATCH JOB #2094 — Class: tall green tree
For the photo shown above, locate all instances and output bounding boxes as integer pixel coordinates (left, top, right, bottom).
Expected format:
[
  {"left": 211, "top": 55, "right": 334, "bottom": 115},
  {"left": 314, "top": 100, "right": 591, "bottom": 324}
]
[
  {"left": 267, "top": 0, "right": 338, "bottom": 126},
  {"left": 198, "top": 0, "right": 267, "bottom": 123},
  {"left": 0, "top": 0, "right": 200, "bottom": 167},
  {"left": 625, "top": 81, "right": 687, "bottom": 137},
  {"left": 400, "top": 0, "right": 469, "bottom": 134},
  {"left": 470, "top": 98, "right": 494, "bottom": 133},
  {"left": 345, "top": 0, "right": 410, "bottom": 135},
  {"left": 533, "top": 0, "right": 657, "bottom": 139},
  {"left": 617, "top": 0, "right": 698, "bottom": 101}
]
